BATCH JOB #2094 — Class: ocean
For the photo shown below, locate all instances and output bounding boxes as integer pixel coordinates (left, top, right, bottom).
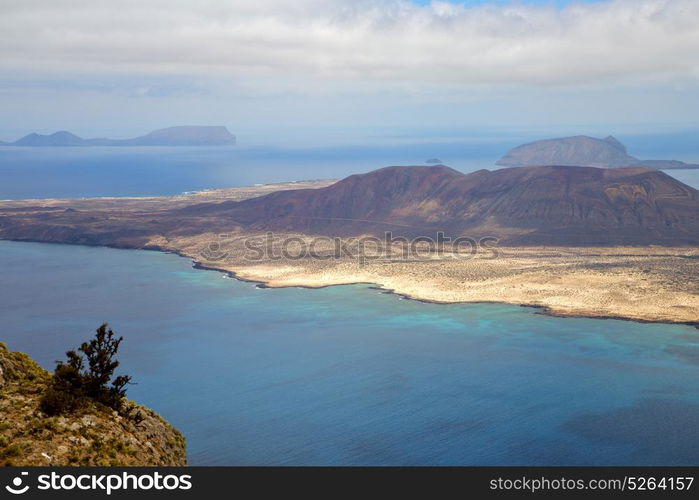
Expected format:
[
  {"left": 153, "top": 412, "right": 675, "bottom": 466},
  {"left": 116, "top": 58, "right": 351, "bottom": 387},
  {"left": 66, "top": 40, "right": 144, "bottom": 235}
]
[
  {"left": 1, "top": 240, "right": 698, "bottom": 465},
  {"left": 0, "top": 144, "right": 506, "bottom": 199},
  {"left": 2, "top": 143, "right": 697, "bottom": 199}
]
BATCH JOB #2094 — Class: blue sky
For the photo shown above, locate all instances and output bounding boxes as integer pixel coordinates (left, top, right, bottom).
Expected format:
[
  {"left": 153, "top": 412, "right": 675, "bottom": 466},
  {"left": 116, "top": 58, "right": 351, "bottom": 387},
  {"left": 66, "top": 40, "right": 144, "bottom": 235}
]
[{"left": 0, "top": 0, "right": 697, "bottom": 147}]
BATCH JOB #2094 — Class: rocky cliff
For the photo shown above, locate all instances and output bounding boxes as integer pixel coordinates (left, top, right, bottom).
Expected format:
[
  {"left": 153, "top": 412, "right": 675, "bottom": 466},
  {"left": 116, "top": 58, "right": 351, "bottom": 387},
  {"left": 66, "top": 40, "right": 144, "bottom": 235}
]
[{"left": 0, "top": 342, "right": 186, "bottom": 466}]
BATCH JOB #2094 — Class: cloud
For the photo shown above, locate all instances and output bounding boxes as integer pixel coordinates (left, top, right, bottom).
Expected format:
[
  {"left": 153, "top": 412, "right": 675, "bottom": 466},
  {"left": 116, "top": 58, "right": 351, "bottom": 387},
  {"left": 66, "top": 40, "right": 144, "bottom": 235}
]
[
  {"left": 0, "top": 0, "right": 697, "bottom": 87},
  {"left": 0, "top": 77, "right": 207, "bottom": 98}
]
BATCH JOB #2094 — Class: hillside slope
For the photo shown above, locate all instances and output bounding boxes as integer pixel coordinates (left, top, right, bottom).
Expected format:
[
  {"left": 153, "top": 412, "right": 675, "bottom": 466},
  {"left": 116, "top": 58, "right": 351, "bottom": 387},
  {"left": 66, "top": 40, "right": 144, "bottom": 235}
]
[
  {"left": 179, "top": 165, "right": 699, "bottom": 245},
  {"left": 0, "top": 342, "right": 186, "bottom": 466},
  {"left": 1, "top": 165, "right": 699, "bottom": 246}
]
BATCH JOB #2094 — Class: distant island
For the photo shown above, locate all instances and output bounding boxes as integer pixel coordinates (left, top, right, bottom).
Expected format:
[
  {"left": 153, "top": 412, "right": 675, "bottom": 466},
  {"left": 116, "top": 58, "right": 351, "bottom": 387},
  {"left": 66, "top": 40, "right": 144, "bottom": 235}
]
[
  {"left": 496, "top": 135, "right": 699, "bottom": 169},
  {"left": 0, "top": 126, "right": 236, "bottom": 147}
]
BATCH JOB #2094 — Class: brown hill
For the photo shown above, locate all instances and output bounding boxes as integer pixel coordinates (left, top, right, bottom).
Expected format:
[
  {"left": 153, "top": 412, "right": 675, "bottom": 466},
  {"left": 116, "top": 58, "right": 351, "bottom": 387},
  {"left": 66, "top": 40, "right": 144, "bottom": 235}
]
[
  {"left": 179, "top": 165, "right": 699, "bottom": 245},
  {"left": 1, "top": 165, "right": 698, "bottom": 247}
]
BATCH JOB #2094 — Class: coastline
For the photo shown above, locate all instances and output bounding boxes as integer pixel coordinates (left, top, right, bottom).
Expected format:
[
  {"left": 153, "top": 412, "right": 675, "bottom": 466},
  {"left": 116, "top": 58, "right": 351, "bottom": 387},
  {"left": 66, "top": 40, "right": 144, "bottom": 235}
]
[
  {"left": 175, "top": 244, "right": 699, "bottom": 329},
  {"left": 2, "top": 237, "right": 698, "bottom": 329}
]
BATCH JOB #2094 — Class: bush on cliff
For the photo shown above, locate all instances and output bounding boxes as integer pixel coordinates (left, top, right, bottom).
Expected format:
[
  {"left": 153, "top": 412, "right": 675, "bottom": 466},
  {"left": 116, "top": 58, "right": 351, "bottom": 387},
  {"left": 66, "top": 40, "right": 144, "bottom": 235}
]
[{"left": 40, "top": 323, "right": 132, "bottom": 416}]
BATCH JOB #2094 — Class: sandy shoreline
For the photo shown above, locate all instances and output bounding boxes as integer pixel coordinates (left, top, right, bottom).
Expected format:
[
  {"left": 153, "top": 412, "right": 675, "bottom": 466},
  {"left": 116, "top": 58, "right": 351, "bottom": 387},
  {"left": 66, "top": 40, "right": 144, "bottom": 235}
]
[
  {"left": 193, "top": 257, "right": 699, "bottom": 328},
  {"left": 148, "top": 233, "right": 699, "bottom": 327},
  {"left": 3, "top": 229, "right": 698, "bottom": 328}
]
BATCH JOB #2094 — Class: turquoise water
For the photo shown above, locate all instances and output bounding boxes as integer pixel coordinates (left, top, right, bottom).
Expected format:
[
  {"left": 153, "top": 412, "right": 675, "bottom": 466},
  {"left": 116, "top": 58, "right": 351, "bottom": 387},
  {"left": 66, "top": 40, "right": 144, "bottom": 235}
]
[{"left": 0, "top": 240, "right": 698, "bottom": 465}]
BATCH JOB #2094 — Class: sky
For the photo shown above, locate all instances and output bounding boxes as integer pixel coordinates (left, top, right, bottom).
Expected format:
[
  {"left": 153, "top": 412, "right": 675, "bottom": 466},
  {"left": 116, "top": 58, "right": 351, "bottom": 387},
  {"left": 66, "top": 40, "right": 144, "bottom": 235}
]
[{"left": 0, "top": 0, "right": 697, "bottom": 147}]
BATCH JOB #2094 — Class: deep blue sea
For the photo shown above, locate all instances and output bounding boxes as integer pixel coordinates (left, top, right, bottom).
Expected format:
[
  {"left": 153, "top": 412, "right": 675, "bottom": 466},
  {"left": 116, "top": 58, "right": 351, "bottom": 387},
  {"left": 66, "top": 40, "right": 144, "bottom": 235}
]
[
  {"left": 1, "top": 240, "right": 698, "bottom": 465},
  {"left": 1, "top": 142, "right": 697, "bottom": 199},
  {"left": 0, "top": 144, "right": 504, "bottom": 199}
]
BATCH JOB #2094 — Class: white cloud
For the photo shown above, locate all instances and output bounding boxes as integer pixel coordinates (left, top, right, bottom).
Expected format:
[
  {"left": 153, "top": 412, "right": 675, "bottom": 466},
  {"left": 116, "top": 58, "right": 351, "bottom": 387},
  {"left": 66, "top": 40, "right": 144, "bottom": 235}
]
[
  {"left": 1, "top": 0, "right": 698, "bottom": 144},
  {"left": 0, "top": 0, "right": 697, "bottom": 86}
]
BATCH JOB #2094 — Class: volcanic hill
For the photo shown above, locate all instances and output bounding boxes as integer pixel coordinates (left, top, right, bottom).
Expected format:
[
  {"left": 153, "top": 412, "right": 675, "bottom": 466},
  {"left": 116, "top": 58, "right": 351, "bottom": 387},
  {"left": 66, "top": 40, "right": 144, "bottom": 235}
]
[
  {"left": 1, "top": 165, "right": 699, "bottom": 246},
  {"left": 177, "top": 165, "right": 699, "bottom": 245}
]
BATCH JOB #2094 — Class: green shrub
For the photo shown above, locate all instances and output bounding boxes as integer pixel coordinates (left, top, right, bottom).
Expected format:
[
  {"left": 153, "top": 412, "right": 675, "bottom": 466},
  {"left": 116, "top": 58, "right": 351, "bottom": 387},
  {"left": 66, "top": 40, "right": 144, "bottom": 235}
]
[
  {"left": 39, "top": 385, "right": 83, "bottom": 416},
  {"left": 40, "top": 323, "right": 132, "bottom": 416},
  {"left": 0, "top": 443, "right": 22, "bottom": 459}
]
